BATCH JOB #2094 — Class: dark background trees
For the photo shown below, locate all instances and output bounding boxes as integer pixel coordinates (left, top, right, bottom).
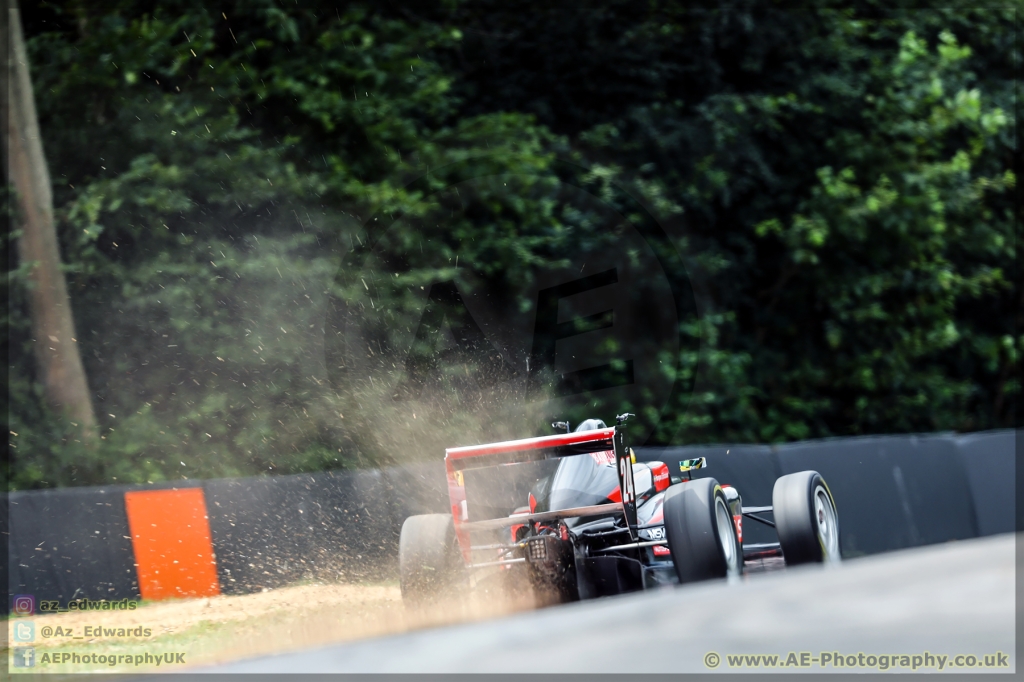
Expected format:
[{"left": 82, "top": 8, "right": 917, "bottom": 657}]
[{"left": 5, "top": 0, "right": 1018, "bottom": 489}]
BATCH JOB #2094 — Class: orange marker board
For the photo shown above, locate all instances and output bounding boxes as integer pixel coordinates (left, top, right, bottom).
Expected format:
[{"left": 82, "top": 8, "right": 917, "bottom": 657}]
[{"left": 124, "top": 488, "right": 221, "bottom": 600}]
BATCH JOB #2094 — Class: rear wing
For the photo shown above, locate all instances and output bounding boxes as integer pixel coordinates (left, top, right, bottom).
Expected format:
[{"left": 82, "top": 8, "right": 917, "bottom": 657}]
[{"left": 445, "top": 425, "right": 639, "bottom": 557}]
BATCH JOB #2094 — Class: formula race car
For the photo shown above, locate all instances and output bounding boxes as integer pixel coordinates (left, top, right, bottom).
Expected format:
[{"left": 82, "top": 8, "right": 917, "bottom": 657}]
[{"left": 399, "top": 415, "right": 841, "bottom": 604}]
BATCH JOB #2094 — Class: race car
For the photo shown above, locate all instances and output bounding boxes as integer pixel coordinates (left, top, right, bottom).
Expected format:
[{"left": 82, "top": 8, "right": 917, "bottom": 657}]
[{"left": 399, "top": 415, "right": 841, "bottom": 604}]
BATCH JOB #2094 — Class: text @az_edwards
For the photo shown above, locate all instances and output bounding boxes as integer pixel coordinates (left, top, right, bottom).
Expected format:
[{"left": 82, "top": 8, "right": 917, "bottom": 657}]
[
  {"left": 41, "top": 624, "right": 154, "bottom": 638},
  {"left": 40, "top": 598, "right": 139, "bottom": 612},
  {"left": 703, "top": 650, "right": 1011, "bottom": 671}
]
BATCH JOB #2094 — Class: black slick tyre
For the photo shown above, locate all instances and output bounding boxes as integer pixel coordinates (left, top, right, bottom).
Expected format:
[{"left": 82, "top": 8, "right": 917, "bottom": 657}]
[
  {"left": 399, "top": 513, "right": 466, "bottom": 604},
  {"left": 772, "top": 470, "right": 841, "bottom": 565},
  {"left": 663, "top": 477, "right": 742, "bottom": 584}
]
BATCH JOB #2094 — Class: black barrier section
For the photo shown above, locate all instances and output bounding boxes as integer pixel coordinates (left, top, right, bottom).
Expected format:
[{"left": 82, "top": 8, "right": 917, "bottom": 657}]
[
  {"left": 204, "top": 469, "right": 392, "bottom": 594},
  {"left": 776, "top": 433, "right": 978, "bottom": 557},
  {"left": 4, "top": 429, "right": 1015, "bottom": 613},
  {"left": 955, "top": 429, "right": 1016, "bottom": 536},
  {"left": 637, "top": 445, "right": 781, "bottom": 546},
  {"left": 7, "top": 486, "right": 139, "bottom": 605}
]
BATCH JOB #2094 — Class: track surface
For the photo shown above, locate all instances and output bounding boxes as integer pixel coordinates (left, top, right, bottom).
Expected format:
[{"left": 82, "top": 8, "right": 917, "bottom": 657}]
[{"left": 191, "top": 534, "right": 1017, "bottom": 674}]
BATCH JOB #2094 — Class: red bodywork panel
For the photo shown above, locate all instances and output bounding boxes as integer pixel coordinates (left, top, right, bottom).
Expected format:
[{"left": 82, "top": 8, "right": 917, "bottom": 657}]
[
  {"left": 446, "top": 428, "right": 616, "bottom": 463},
  {"left": 651, "top": 462, "right": 670, "bottom": 492},
  {"left": 445, "top": 427, "right": 621, "bottom": 562}
]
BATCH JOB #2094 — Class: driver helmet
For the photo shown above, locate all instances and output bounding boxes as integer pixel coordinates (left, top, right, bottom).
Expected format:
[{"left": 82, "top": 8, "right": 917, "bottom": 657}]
[{"left": 574, "top": 418, "right": 607, "bottom": 432}]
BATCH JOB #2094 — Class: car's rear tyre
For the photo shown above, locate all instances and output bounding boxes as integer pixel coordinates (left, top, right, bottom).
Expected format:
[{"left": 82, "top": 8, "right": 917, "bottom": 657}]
[
  {"left": 399, "top": 514, "right": 466, "bottom": 604},
  {"left": 663, "top": 478, "right": 742, "bottom": 584},
  {"left": 773, "top": 471, "right": 841, "bottom": 565}
]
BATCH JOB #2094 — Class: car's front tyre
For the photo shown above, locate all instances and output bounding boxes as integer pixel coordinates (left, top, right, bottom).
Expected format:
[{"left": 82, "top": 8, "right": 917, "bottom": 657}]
[
  {"left": 663, "top": 478, "right": 742, "bottom": 584},
  {"left": 772, "top": 470, "right": 841, "bottom": 565}
]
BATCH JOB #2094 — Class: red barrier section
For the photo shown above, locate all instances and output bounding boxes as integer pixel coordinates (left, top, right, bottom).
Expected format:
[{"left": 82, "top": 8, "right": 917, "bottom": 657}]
[{"left": 124, "top": 488, "right": 221, "bottom": 600}]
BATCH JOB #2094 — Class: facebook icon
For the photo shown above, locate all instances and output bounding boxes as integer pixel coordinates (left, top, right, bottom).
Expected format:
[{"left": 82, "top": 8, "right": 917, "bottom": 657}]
[{"left": 13, "top": 647, "right": 35, "bottom": 668}]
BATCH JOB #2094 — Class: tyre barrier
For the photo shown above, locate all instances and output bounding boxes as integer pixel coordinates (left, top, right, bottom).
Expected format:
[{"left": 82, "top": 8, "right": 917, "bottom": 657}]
[{"left": 3, "top": 429, "right": 1016, "bottom": 612}]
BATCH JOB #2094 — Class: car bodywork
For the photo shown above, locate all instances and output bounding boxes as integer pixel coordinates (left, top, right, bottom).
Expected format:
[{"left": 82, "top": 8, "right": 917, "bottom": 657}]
[{"left": 444, "top": 420, "right": 783, "bottom": 600}]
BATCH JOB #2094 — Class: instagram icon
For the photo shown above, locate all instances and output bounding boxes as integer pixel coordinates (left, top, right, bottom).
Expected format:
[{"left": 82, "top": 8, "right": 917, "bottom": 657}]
[{"left": 12, "top": 595, "right": 35, "bottom": 616}]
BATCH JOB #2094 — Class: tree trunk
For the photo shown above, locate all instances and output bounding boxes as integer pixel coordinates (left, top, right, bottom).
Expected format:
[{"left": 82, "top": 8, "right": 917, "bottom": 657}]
[{"left": 3, "top": 0, "right": 97, "bottom": 440}]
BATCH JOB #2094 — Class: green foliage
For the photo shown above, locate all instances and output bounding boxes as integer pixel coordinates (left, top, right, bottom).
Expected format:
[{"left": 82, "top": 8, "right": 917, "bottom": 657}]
[
  {"left": 439, "top": 2, "right": 1019, "bottom": 443},
  {"left": 6, "top": 1, "right": 1018, "bottom": 489}
]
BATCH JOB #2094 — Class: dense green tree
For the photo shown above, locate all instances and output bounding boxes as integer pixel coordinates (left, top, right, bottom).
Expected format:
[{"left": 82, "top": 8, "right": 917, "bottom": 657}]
[
  {"left": 420, "top": 1, "right": 1020, "bottom": 442},
  {"left": 7, "top": 0, "right": 573, "bottom": 487},
  {"left": 5, "top": 1, "right": 1018, "bottom": 489}
]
